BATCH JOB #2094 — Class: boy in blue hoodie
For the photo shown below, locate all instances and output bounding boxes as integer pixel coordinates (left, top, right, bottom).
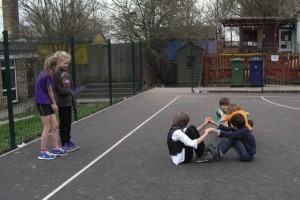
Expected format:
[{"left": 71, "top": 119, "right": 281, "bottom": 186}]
[{"left": 205, "top": 113, "right": 256, "bottom": 162}]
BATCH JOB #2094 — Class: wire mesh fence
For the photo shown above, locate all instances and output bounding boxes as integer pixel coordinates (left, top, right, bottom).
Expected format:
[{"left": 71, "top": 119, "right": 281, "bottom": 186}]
[{"left": 0, "top": 33, "right": 142, "bottom": 153}]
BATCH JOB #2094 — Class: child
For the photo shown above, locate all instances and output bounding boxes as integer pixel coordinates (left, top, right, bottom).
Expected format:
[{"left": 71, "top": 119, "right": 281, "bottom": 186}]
[
  {"left": 215, "top": 97, "right": 230, "bottom": 125},
  {"left": 167, "top": 112, "right": 213, "bottom": 165},
  {"left": 205, "top": 113, "right": 256, "bottom": 162},
  {"left": 35, "top": 56, "right": 68, "bottom": 160},
  {"left": 220, "top": 103, "right": 253, "bottom": 131},
  {"left": 53, "top": 51, "right": 79, "bottom": 152}
]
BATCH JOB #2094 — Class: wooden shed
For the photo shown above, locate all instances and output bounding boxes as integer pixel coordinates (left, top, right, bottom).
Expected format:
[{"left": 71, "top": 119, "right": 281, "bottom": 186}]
[{"left": 177, "top": 42, "right": 205, "bottom": 85}]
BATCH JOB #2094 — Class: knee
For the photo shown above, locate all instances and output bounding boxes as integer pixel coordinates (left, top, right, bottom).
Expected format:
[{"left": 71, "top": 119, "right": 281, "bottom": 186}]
[
  {"left": 52, "top": 124, "right": 59, "bottom": 132},
  {"left": 187, "top": 125, "right": 198, "bottom": 133}
]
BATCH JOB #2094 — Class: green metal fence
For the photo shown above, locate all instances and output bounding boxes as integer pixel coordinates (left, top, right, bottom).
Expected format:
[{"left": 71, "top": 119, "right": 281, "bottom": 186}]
[{"left": 0, "top": 32, "right": 143, "bottom": 154}]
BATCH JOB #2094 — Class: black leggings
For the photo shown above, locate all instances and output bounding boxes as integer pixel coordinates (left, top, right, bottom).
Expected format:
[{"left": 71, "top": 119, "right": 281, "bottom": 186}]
[
  {"left": 183, "top": 125, "right": 206, "bottom": 163},
  {"left": 58, "top": 106, "right": 72, "bottom": 146}
]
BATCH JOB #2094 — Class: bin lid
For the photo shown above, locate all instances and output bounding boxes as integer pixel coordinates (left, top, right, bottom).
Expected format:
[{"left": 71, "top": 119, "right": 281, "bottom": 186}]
[
  {"left": 230, "top": 58, "right": 244, "bottom": 62},
  {"left": 249, "top": 57, "right": 262, "bottom": 61}
]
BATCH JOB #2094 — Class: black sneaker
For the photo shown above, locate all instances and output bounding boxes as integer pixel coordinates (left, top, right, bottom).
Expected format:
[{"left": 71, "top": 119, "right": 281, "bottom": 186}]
[
  {"left": 209, "top": 146, "right": 222, "bottom": 161},
  {"left": 195, "top": 152, "right": 214, "bottom": 163}
]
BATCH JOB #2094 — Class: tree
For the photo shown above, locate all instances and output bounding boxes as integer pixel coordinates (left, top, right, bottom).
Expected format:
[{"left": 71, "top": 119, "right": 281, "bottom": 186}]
[
  {"left": 19, "top": 0, "right": 109, "bottom": 52},
  {"left": 203, "top": 0, "right": 300, "bottom": 41},
  {"left": 236, "top": 0, "right": 300, "bottom": 18},
  {"left": 108, "top": 0, "right": 205, "bottom": 87}
]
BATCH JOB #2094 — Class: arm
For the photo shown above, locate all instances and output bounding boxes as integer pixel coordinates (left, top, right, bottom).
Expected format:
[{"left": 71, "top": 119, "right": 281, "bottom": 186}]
[
  {"left": 206, "top": 117, "right": 219, "bottom": 127},
  {"left": 47, "top": 84, "right": 58, "bottom": 113},
  {"left": 172, "top": 129, "right": 209, "bottom": 149},
  {"left": 205, "top": 126, "right": 248, "bottom": 139},
  {"left": 53, "top": 72, "right": 73, "bottom": 96},
  {"left": 196, "top": 118, "right": 210, "bottom": 132}
]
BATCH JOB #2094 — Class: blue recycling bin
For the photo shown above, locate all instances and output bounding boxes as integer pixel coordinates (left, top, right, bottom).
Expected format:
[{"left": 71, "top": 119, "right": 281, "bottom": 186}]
[{"left": 249, "top": 57, "right": 263, "bottom": 86}]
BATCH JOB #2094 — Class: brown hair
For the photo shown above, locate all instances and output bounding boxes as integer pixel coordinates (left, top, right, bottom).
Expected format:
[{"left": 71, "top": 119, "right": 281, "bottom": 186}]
[
  {"left": 227, "top": 103, "right": 241, "bottom": 114},
  {"left": 42, "top": 55, "right": 57, "bottom": 77},
  {"left": 219, "top": 97, "right": 230, "bottom": 106},
  {"left": 172, "top": 112, "right": 190, "bottom": 129}
]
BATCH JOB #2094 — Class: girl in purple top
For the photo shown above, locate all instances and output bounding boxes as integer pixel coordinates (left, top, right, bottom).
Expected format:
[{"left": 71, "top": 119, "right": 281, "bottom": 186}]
[{"left": 35, "top": 56, "right": 68, "bottom": 160}]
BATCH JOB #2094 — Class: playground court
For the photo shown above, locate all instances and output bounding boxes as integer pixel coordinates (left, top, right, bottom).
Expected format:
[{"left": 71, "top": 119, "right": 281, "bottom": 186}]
[{"left": 0, "top": 88, "right": 299, "bottom": 200}]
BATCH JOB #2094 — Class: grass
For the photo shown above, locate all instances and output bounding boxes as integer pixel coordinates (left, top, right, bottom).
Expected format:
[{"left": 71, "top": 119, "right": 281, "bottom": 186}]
[{"left": 0, "top": 97, "right": 125, "bottom": 154}]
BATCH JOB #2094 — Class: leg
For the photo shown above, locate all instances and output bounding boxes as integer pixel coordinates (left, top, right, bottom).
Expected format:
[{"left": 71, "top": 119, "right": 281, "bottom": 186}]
[
  {"left": 58, "top": 107, "right": 72, "bottom": 145},
  {"left": 217, "top": 137, "right": 234, "bottom": 155},
  {"left": 185, "top": 125, "right": 205, "bottom": 157},
  {"left": 50, "top": 113, "right": 59, "bottom": 148},
  {"left": 40, "top": 115, "right": 51, "bottom": 151},
  {"left": 233, "top": 140, "right": 253, "bottom": 161},
  {"left": 210, "top": 138, "right": 234, "bottom": 160}
]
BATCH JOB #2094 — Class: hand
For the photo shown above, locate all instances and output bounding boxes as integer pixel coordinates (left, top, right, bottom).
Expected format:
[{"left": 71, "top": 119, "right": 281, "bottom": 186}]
[
  {"left": 205, "top": 127, "right": 217, "bottom": 134},
  {"left": 51, "top": 104, "right": 58, "bottom": 113},
  {"left": 205, "top": 117, "right": 212, "bottom": 123}
]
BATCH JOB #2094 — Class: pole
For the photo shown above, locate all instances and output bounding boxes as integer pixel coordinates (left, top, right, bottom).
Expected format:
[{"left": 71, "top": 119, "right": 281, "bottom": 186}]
[
  {"left": 107, "top": 39, "right": 113, "bottom": 105},
  {"left": 3, "top": 30, "right": 16, "bottom": 149},
  {"left": 132, "top": 42, "right": 136, "bottom": 95},
  {"left": 70, "top": 37, "right": 78, "bottom": 120},
  {"left": 139, "top": 41, "right": 143, "bottom": 92}
]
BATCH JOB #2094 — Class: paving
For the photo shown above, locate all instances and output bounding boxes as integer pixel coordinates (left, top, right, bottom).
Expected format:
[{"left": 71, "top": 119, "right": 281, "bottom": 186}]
[{"left": 0, "top": 88, "right": 299, "bottom": 200}]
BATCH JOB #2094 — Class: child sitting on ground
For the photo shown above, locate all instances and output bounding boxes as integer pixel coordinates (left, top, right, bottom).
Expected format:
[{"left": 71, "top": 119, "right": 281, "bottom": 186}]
[
  {"left": 220, "top": 103, "right": 253, "bottom": 131},
  {"left": 167, "top": 112, "right": 213, "bottom": 165},
  {"left": 215, "top": 97, "right": 230, "bottom": 125},
  {"left": 205, "top": 113, "right": 256, "bottom": 162}
]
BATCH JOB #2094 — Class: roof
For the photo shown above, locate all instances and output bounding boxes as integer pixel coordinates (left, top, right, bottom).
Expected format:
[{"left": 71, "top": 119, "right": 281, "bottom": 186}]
[{"left": 221, "top": 17, "right": 297, "bottom": 27}]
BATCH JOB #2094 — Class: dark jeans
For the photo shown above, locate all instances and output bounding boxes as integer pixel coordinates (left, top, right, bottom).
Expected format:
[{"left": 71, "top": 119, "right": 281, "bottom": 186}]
[
  {"left": 217, "top": 138, "right": 253, "bottom": 162},
  {"left": 58, "top": 106, "right": 72, "bottom": 146},
  {"left": 183, "top": 125, "right": 206, "bottom": 163}
]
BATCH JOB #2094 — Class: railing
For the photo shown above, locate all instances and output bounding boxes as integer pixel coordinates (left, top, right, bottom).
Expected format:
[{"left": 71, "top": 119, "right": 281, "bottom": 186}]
[{"left": 203, "top": 52, "right": 300, "bottom": 86}]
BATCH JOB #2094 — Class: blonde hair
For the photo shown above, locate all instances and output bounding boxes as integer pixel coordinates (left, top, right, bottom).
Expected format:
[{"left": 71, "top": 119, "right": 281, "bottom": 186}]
[
  {"left": 42, "top": 55, "right": 57, "bottom": 77},
  {"left": 53, "top": 51, "right": 71, "bottom": 69},
  {"left": 227, "top": 103, "right": 241, "bottom": 114},
  {"left": 172, "top": 112, "right": 190, "bottom": 129}
]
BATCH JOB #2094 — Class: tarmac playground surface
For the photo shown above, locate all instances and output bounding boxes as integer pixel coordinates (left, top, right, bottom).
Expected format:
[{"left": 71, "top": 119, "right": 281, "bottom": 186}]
[{"left": 0, "top": 88, "right": 299, "bottom": 200}]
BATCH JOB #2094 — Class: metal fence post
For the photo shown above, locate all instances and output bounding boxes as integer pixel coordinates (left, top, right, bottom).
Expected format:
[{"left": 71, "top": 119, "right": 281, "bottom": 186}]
[
  {"left": 190, "top": 42, "right": 194, "bottom": 92},
  {"left": 3, "top": 30, "right": 16, "bottom": 149},
  {"left": 107, "top": 39, "right": 112, "bottom": 105},
  {"left": 70, "top": 37, "right": 78, "bottom": 120},
  {"left": 132, "top": 42, "right": 136, "bottom": 95},
  {"left": 139, "top": 41, "right": 143, "bottom": 92}
]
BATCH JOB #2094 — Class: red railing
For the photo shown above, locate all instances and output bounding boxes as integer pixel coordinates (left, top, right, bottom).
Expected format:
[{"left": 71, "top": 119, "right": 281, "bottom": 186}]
[{"left": 203, "top": 52, "right": 300, "bottom": 86}]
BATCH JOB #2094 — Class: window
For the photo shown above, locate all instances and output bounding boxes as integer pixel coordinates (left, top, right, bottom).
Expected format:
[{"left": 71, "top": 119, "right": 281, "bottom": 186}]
[{"left": 243, "top": 29, "right": 258, "bottom": 46}]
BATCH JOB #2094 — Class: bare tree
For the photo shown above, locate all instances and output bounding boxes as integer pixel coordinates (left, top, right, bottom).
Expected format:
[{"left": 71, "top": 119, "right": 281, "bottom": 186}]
[
  {"left": 108, "top": 0, "right": 205, "bottom": 87},
  {"left": 19, "top": 0, "right": 108, "bottom": 52}
]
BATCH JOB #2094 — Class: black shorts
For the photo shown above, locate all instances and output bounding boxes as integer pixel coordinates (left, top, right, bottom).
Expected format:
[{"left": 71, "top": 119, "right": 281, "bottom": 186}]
[{"left": 36, "top": 103, "right": 54, "bottom": 116}]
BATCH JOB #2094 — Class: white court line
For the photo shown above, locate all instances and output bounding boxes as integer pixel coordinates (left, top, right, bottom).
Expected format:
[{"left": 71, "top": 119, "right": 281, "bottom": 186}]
[
  {"left": 42, "top": 95, "right": 181, "bottom": 200},
  {"left": 261, "top": 96, "right": 300, "bottom": 111}
]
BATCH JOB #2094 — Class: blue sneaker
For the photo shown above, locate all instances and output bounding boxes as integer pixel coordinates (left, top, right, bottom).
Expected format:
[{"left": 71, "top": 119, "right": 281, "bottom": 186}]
[
  {"left": 62, "top": 142, "right": 79, "bottom": 152},
  {"left": 52, "top": 147, "right": 68, "bottom": 156},
  {"left": 38, "top": 151, "right": 56, "bottom": 160}
]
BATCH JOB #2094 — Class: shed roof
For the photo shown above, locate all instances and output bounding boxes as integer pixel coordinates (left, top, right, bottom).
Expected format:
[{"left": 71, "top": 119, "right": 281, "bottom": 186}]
[{"left": 221, "top": 17, "right": 297, "bottom": 27}]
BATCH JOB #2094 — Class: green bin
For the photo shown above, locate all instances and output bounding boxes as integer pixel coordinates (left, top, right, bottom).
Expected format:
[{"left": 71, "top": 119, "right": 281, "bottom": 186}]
[{"left": 231, "top": 58, "right": 244, "bottom": 86}]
